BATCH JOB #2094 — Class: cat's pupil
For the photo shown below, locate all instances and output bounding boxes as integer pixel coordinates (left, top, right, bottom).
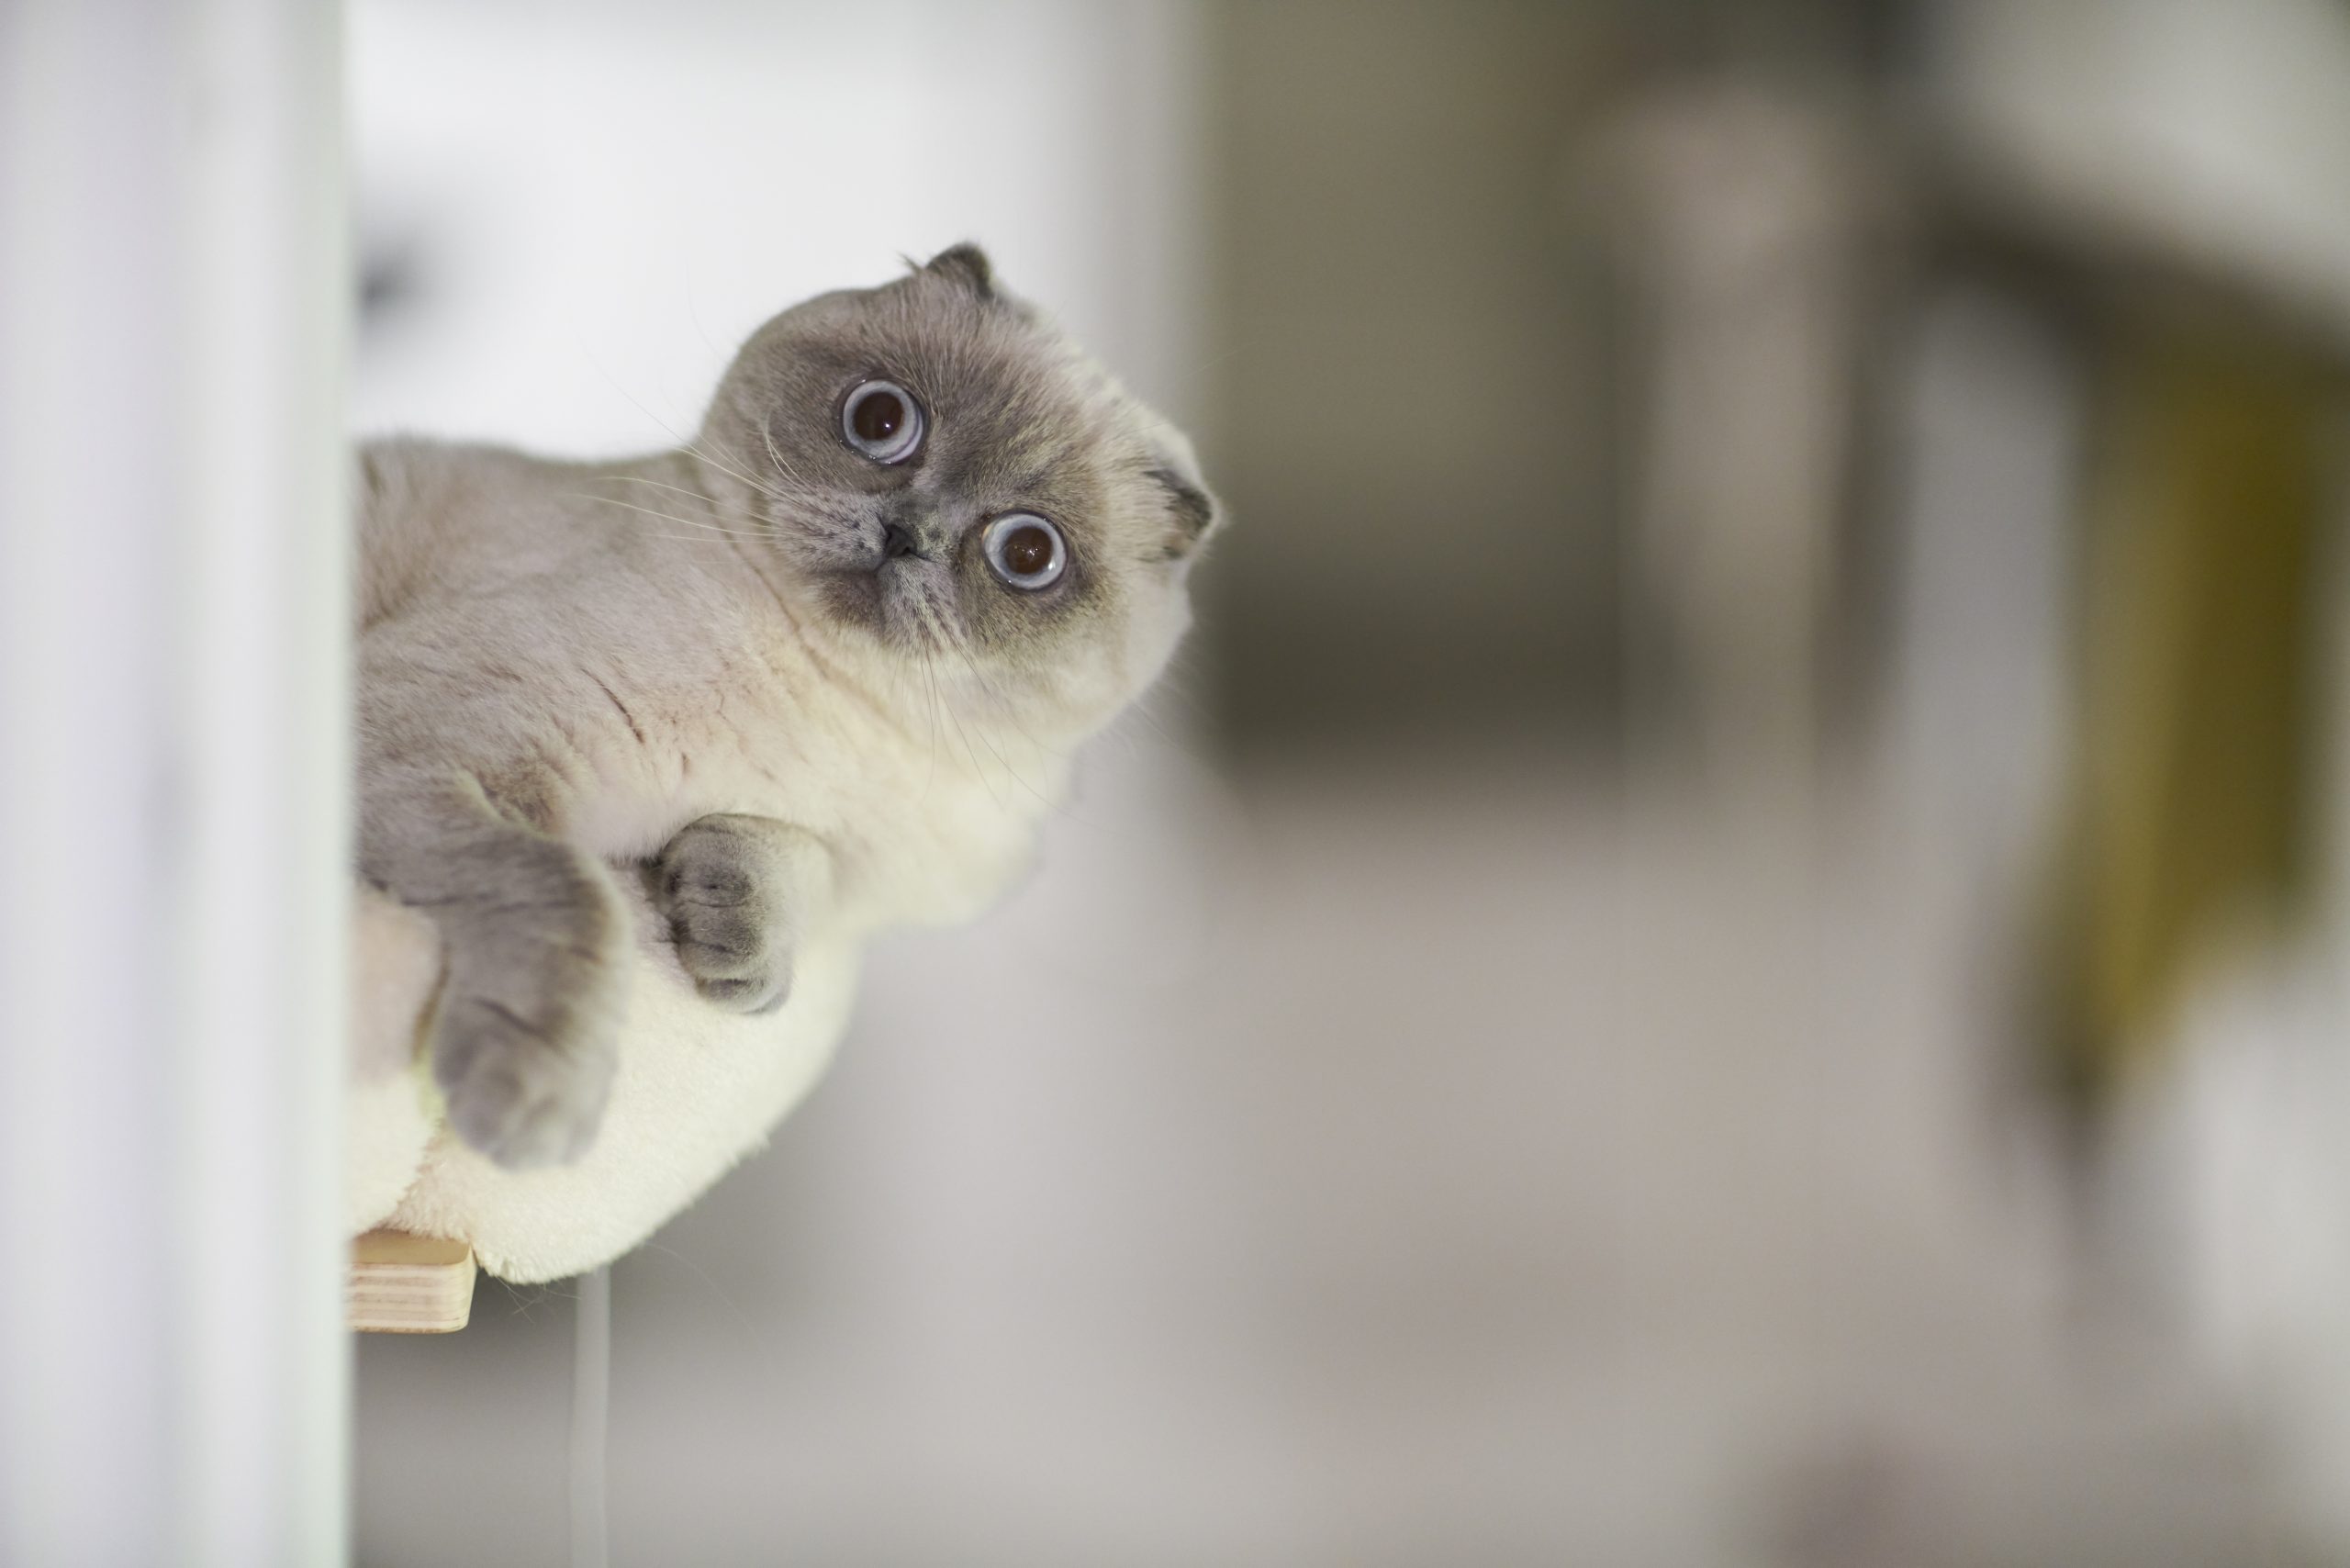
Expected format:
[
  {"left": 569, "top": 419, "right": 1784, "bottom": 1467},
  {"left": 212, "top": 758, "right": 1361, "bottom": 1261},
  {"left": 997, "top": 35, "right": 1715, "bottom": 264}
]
[
  {"left": 1002, "top": 524, "right": 1054, "bottom": 577},
  {"left": 852, "top": 390, "right": 904, "bottom": 442}
]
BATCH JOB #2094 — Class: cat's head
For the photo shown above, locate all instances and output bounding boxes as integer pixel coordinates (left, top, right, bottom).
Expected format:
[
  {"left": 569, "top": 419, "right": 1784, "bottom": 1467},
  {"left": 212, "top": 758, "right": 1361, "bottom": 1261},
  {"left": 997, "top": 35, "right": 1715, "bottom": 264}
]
[{"left": 699, "top": 244, "right": 1219, "bottom": 739}]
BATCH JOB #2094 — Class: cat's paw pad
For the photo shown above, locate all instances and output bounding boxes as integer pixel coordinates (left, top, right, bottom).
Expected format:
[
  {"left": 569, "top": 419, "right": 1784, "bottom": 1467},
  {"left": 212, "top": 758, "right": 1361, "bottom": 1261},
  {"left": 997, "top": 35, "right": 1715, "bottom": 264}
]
[
  {"left": 433, "top": 994, "right": 616, "bottom": 1170},
  {"left": 655, "top": 827, "right": 794, "bottom": 1014}
]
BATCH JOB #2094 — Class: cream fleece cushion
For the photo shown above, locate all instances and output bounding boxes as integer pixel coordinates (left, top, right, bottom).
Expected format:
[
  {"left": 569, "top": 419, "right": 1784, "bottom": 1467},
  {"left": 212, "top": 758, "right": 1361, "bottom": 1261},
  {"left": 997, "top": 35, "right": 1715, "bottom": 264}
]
[{"left": 344, "top": 883, "right": 855, "bottom": 1284}]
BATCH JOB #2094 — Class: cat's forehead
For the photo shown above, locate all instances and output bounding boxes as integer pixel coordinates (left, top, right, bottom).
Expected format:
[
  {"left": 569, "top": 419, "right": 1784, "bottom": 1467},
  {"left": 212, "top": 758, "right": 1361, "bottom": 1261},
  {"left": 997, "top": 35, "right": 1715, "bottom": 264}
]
[
  {"left": 722, "top": 256, "right": 1215, "bottom": 563},
  {"left": 785, "top": 277, "right": 1108, "bottom": 434}
]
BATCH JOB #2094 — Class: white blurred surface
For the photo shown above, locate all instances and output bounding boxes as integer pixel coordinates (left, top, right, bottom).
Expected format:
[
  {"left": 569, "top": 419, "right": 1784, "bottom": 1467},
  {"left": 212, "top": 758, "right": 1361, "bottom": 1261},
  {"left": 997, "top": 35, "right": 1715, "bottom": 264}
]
[
  {"left": 352, "top": 0, "right": 1202, "bottom": 454},
  {"left": 360, "top": 735, "right": 2327, "bottom": 1566},
  {"left": 1932, "top": 0, "right": 2350, "bottom": 332},
  {"left": 1, "top": 4, "right": 348, "bottom": 1564}
]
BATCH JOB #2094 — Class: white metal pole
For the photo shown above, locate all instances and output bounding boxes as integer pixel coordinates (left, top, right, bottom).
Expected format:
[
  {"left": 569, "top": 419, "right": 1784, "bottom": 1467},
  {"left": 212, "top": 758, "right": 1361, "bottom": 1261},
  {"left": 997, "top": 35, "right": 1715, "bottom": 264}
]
[
  {"left": 569, "top": 1268, "right": 611, "bottom": 1568},
  {"left": 0, "top": 5, "right": 187, "bottom": 1555},
  {"left": 178, "top": 1, "right": 351, "bottom": 1563},
  {"left": 0, "top": 4, "right": 350, "bottom": 1566}
]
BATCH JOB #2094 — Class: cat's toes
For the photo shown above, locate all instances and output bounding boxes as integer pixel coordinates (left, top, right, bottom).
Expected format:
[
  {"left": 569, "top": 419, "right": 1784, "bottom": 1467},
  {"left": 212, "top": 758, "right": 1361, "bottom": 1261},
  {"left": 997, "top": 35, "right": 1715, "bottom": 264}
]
[
  {"left": 655, "top": 829, "right": 793, "bottom": 1013},
  {"left": 664, "top": 901, "right": 792, "bottom": 1014},
  {"left": 434, "top": 995, "right": 615, "bottom": 1169}
]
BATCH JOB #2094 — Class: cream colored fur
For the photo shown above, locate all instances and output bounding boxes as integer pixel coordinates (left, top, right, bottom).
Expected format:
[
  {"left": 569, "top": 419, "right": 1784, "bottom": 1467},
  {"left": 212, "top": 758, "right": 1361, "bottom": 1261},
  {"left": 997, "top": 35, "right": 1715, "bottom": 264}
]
[
  {"left": 344, "top": 882, "right": 858, "bottom": 1284},
  {"left": 346, "top": 249, "right": 1215, "bottom": 1281}
]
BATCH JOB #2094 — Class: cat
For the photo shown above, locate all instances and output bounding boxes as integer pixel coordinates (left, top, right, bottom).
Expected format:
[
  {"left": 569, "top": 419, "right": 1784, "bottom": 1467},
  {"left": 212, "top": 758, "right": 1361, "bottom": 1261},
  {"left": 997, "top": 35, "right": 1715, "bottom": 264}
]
[{"left": 356, "top": 244, "right": 1217, "bottom": 1169}]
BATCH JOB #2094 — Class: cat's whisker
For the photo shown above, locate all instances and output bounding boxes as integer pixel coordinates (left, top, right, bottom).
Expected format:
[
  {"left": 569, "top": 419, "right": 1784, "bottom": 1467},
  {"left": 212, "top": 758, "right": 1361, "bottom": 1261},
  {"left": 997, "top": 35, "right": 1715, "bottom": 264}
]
[
  {"left": 636, "top": 1240, "right": 782, "bottom": 1383},
  {"left": 918, "top": 641, "right": 944, "bottom": 798},
  {"left": 759, "top": 422, "right": 816, "bottom": 491},
  {"left": 680, "top": 438, "right": 794, "bottom": 507},
  {"left": 942, "top": 701, "right": 1006, "bottom": 814},
  {"left": 910, "top": 619, "right": 948, "bottom": 791},
  {"left": 578, "top": 354, "right": 790, "bottom": 505},
  {"left": 565, "top": 492, "right": 772, "bottom": 542},
  {"left": 934, "top": 616, "right": 1068, "bottom": 763},
  {"left": 593, "top": 472, "right": 744, "bottom": 514},
  {"left": 638, "top": 535, "right": 767, "bottom": 548},
  {"left": 930, "top": 622, "right": 1069, "bottom": 814},
  {"left": 911, "top": 604, "right": 1013, "bottom": 812},
  {"left": 1128, "top": 646, "right": 1220, "bottom": 739},
  {"left": 581, "top": 359, "right": 792, "bottom": 502},
  {"left": 1118, "top": 685, "right": 1203, "bottom": 758},
  {"left": 566, "top": 491, "right": 731, "bottom": 531}
]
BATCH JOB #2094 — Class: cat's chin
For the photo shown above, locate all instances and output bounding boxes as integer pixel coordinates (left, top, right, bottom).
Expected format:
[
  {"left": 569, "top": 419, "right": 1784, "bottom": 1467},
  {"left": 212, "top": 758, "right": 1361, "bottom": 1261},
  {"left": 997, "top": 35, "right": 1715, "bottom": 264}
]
[
  {"left": 812, "top": 567, "right": 886, "bottom": 636},
  {"left": 811, "top": 568, "right": 966, "bottom": 659}
]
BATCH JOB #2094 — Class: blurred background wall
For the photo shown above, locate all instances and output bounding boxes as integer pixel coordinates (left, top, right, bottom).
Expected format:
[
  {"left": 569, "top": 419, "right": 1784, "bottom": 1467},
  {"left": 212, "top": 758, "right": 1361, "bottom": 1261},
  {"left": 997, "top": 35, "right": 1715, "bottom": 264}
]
[
  {"left": 1202, "top": 1, "right": 1621, "bottom": 743},
  {"left": 349, "top": 2, "right": 2350, "bottom": 1565}
]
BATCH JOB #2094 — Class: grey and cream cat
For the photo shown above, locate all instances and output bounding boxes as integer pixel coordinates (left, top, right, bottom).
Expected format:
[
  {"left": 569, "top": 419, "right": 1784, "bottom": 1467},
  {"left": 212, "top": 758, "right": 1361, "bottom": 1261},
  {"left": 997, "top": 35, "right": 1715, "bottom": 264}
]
[{"left": 357, "top": 245, "right": 1216, "bottom": 1169}]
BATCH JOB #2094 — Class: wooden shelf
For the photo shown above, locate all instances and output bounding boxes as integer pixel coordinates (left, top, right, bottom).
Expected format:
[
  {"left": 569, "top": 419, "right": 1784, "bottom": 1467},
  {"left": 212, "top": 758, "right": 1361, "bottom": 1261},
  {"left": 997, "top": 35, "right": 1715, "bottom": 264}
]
[{"left": 348, "top": 1229, "right": 476, "bottom": 1334}]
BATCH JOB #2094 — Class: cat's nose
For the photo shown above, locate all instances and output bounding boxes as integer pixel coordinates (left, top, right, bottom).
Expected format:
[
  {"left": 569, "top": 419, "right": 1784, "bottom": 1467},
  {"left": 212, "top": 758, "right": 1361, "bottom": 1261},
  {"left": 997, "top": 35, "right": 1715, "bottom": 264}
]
[{"left": 881, "top": 521, "right": 923, "bottom": 560}]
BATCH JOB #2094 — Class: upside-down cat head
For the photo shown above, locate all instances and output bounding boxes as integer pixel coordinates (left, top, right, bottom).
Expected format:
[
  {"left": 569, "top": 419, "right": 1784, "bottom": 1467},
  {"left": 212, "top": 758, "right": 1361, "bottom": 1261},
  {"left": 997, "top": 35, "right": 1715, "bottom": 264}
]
[{"left": 698, "top": 244, "right": 1220, "bottom": 740}]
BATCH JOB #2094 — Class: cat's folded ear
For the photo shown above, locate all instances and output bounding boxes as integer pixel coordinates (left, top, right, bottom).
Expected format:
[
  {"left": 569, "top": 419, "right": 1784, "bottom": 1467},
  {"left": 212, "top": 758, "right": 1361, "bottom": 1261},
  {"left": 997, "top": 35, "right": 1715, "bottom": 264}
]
[
  {"left": 921, "top": 242, "right": 997, "bottom": 299},
  {"left": 1146, "top": 430, "right": 1222, "bottom": 562}
]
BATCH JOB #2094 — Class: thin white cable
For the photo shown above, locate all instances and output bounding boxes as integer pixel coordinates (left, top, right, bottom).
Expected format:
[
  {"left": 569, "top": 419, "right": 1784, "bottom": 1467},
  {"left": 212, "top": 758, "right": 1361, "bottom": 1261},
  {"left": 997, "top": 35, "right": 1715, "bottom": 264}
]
[{"left": 569, "top": 1266, "right": 611, "bottom": 1568}]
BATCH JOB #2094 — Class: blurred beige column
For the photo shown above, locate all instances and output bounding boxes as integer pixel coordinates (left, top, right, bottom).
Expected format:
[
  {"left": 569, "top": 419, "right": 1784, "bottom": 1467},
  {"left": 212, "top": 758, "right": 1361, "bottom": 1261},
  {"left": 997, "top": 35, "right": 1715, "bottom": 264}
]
[
  {"left": 0, "top": 3, "right": 349, "bottom": 1566},
  {"left": 1591, "top": 86, "right": 1872, "bottom": 783}
]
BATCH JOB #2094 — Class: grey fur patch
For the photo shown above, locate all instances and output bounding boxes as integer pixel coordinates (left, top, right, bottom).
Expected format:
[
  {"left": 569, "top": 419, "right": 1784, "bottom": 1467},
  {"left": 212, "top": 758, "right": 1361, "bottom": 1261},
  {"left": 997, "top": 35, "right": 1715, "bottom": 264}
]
[
  {"left": 425, "top": 830, "right": 625, "bottom": 1168},
  {"left": 1147, "top": 465, "right": 1217, "bottom": 556},
  {"left": 922, "top": 241, "right": 996, "bottom": 300},
  {"left": 358, "top": 767, "right": 626, "bottom": 1169},
  {"left": 651, "top": 814, "right": 824, "bottom": 1014}
]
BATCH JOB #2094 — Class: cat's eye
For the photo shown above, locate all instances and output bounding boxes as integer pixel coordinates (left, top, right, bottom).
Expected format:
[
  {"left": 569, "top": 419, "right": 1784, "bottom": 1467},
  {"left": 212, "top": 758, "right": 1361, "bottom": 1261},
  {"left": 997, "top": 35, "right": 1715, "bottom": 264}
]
[
  {"left": 982, "top": 512, "right": 1067, "bottom": 590},
  {"left": 840, "top": 380, "right": 923, "bottom": 464}
]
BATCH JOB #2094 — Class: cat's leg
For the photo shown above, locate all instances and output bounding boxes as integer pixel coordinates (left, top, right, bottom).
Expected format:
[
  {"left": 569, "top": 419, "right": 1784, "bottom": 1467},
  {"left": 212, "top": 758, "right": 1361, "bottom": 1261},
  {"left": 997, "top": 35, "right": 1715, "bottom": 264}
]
[
  {"left": 651, "top": 815, "right": 831, "bottom": 1013},
  {"left": 363, "top": 771, "right": 629, "bottom": 1168}
]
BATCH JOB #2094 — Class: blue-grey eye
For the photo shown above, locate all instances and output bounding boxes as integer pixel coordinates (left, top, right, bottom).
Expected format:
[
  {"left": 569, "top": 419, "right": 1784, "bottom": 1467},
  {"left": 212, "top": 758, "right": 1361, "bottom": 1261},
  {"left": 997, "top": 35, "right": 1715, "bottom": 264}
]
[
  {"left": 841, "top": 380, "right": 923, "bottom": 463},
  {"left": 982, "top": 512, "right": 1067, "bottom": 589}
]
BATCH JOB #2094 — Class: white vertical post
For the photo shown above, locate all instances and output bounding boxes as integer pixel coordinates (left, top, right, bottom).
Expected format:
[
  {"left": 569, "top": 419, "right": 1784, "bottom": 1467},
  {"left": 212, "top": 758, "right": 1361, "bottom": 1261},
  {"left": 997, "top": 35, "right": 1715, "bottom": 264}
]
[
  {"left": 0, "top": 6, "right": 187, "bottom": 1562},
  {"left": 0, "top": 3, "right": 350, "bottom": 1566},
  {"left": 569, "top": 1268, "right": 611, "bottom": 1568},
  {"left": 178, "top": 2, "right": 350, "bottom": 1564}
]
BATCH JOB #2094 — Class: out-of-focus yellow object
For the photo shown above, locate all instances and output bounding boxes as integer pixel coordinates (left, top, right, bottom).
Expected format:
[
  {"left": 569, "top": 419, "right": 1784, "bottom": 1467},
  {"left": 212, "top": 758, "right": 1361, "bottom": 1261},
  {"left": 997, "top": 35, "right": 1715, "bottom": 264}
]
[{"left": 2044, "top": 327, "right": 2331, "bottom": 1110}]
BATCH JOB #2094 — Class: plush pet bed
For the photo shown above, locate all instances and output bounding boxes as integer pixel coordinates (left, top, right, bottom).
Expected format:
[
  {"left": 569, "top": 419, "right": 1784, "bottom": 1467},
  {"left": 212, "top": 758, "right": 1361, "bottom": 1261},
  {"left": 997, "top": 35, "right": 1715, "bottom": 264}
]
[{"left": 344, "top": 880, "right": 856, "bottom": 1283}]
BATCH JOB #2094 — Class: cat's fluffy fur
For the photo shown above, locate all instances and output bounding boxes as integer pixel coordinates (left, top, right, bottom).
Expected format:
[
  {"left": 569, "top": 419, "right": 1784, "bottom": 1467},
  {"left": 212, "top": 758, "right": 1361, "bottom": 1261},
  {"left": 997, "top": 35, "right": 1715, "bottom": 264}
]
[{"left": 357, "top": 245, "right": 1216, "bottom": 1170}]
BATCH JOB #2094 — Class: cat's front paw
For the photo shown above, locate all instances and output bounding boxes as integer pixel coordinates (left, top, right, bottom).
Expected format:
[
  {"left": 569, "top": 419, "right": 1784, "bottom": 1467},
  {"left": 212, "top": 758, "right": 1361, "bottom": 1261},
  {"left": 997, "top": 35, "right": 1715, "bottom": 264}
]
[
  {"left": 655, "top": 819, "right": 798, "bottom": 1013},
  {"left": 426, "top": 850, "right": 629, "bottom": 1170},
  {"left": 434, "top": 988, "right": 619, "bottom": 1169}
]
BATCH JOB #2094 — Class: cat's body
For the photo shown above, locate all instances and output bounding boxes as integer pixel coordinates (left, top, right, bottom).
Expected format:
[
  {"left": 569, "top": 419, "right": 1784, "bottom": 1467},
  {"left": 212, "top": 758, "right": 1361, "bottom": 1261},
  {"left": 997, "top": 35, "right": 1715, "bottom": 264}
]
[
  {"left": 357, "top": 439, "right": 1045, "bottom": 926},
  {"left": 355, "top": 247, "right": 1214, "bottom": 1168}
]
